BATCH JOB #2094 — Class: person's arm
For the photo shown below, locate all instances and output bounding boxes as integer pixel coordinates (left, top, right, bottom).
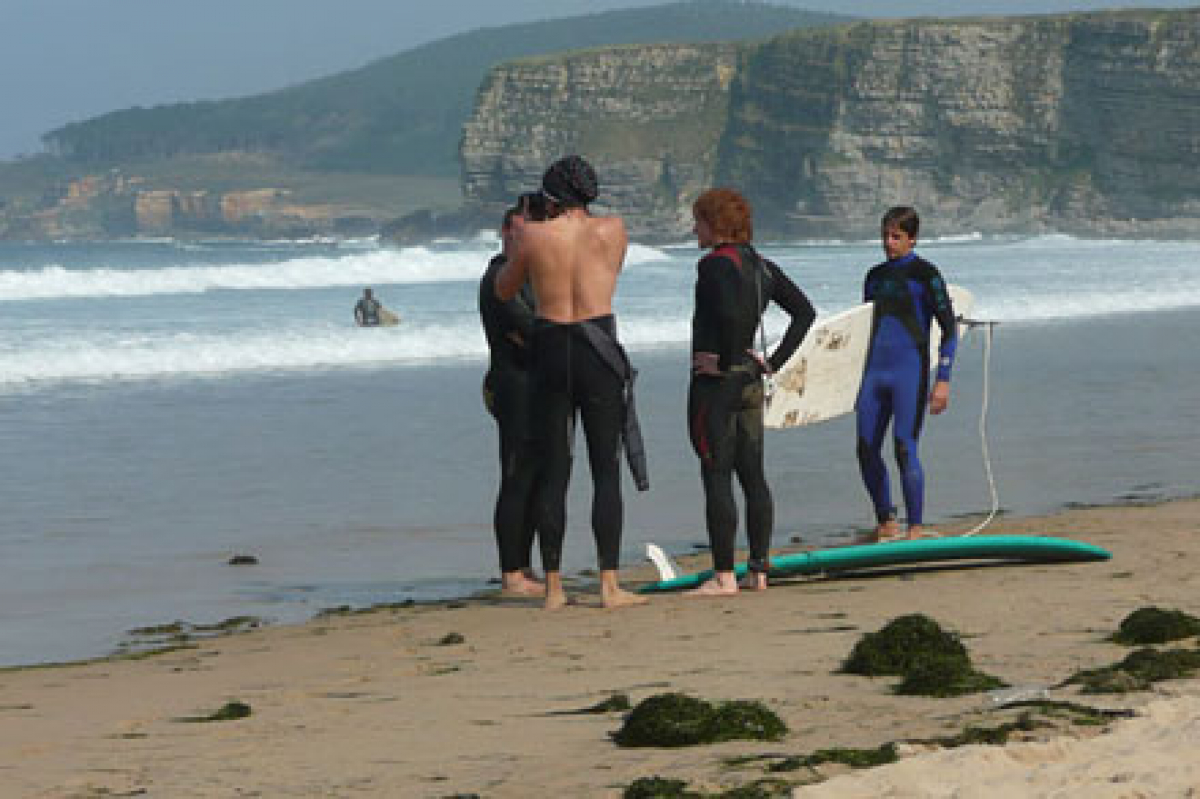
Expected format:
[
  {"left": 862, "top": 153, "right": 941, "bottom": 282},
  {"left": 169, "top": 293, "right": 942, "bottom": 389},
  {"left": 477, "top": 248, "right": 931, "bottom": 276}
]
[
  {"left": 924, "top": 264, "right": 958, "bottom": 414},
  {"left": 495, "top": 237, "right": 530, "bottom": 302},
  {"left": 354, "top": 300, "right": 365, "bottom": 326},
  {"left": 692, "top": 253, "right": 738, "bottom": 375},
  {"left": 502, "top": 283, "right": 537, "bottom": 347},
  {"left": 765, "top": 261, "right": 816, "bottom": 373}
]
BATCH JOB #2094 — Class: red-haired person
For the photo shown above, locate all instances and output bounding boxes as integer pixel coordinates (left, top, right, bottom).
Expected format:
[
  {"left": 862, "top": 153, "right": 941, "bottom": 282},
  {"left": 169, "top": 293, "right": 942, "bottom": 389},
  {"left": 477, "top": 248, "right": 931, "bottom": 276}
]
[{"left": 687, "top": 188, "right": 815, "bottom": 595}]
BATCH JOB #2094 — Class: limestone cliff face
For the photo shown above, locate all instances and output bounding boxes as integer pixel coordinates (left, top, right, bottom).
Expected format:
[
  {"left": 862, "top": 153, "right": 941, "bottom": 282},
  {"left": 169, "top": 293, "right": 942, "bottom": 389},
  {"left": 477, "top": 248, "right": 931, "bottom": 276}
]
[
  {"left": 10, "top": 175, "right": 379, "bottom": 240},
  {"left": 461, "top": 9, "right": 1200, "bottom": 239},
  {"left": 461, "top": 43, "right": 739, "bottom": 236}
]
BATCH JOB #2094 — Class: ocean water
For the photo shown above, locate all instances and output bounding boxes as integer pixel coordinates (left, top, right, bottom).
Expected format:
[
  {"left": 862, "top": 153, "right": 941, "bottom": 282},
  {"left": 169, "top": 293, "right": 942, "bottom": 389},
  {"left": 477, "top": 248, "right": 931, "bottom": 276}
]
[{"left": 1, "top": 233, "right": 1198, "bottom": 666}]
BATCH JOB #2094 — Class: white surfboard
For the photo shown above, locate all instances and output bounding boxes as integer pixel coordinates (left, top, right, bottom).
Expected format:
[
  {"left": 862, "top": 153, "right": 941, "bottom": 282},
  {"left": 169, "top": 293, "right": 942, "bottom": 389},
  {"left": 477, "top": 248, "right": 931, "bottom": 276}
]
[
  {"left": 763, "top": 285, "right": 974, "bottom": 429},
  {"left": 377, "top": 306, "right": 400, "bottom": 327}
]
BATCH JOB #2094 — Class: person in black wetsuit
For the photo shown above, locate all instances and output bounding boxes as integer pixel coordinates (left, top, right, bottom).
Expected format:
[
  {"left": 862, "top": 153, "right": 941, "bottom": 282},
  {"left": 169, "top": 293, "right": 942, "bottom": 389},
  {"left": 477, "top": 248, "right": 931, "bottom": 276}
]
[
  {"left": 687, "top": 188, "right": 816, "bottom": 595},
  {"left": 479, "top": 207, "right": 543, "bottom": 596},
  {"left": 495, "top": 156, "right": 648, "bottom": 610},
  {"left": 856, "top": 206, "right": 959, "bottom": 541},
  {"left": 354, "top": 288, "right": 381, "bottom": 326}
]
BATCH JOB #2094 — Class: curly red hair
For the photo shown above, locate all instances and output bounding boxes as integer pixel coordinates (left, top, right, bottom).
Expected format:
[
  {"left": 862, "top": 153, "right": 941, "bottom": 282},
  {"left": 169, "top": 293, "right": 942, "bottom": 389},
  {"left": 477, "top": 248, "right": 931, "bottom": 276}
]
[{"left": 692, "top": 188, "right": 753, "bottom": 244}]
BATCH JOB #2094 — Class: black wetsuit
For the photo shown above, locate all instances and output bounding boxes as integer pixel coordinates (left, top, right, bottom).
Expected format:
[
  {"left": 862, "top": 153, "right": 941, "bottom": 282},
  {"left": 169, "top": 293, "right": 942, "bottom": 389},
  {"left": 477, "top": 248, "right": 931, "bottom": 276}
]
[
  {"left": 688, "top": 244, "right": 816, "bottom": 573},
  {"left": 479, "top": 255, "right": 538, "bottom": 574},
  {"left": 529, "top": 313, "right": 638, "bottom": 573},
  {"left": 354, "top": 296, "right": 381, "bottom": 326}
]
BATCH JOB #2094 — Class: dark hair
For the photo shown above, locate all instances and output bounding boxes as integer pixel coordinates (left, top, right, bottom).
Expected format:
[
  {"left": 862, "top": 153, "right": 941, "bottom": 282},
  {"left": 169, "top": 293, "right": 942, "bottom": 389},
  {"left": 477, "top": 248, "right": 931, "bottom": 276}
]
[
  {"left": 517, "top": 191, "right": 550, "bottom": 222},
  {"left": 541, "top": 155, "right": 599, "bottom": 209},
  {"left": 692, "top": 188, "right": 753, "bottom": 244},
  {"left": 882, "top": 206, "right": 920, "bottom": 238}
]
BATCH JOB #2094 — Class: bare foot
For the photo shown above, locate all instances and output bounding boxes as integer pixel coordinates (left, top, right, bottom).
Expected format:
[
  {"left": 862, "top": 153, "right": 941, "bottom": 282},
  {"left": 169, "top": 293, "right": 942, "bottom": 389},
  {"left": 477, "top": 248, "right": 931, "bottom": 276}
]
[
  {"left": 738, "top": 571, "right": 768, "bottom": 591},
  {"left": 684, "top": 576, "right": 739, "bottom": 597},
  {"left": 601, "top": 586, "right": 649, "bottom": 608},
  {"left": 544, "top": 589, "right": 570, "bottom": 611},
  {"left": 500, "top": 574, "right": 545, "bottom": 597},
  {"left": 905, "top": 526, "right": 941, "bottom": 540},
  {"left": 874, "top": 519, "right": 902, "bottom": 543}
]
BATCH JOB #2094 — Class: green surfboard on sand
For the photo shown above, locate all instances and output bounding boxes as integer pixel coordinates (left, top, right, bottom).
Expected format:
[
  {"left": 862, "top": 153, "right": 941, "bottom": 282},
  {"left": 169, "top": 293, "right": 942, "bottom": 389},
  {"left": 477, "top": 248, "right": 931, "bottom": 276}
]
[{"left": 638, "top": 535, "right": 1111, "bottom": 594}]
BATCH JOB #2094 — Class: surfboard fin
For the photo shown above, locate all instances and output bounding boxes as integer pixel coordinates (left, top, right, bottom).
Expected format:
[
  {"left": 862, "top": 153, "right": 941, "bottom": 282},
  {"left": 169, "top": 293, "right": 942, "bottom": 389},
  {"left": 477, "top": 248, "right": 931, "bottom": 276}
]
[{"left": 645, "top": 543, "right": 683, "bottom": 581}]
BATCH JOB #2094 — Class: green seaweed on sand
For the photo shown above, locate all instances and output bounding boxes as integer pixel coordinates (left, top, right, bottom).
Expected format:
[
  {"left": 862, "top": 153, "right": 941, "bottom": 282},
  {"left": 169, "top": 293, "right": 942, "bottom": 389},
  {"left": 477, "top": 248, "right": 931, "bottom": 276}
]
[
  {"left": 841, "top": 614, "right": 969, "bottom": 676},
  {"left": 622, "top": 776, "right": 792, "bottom": 798},
  {"left": 177, "top": 700, "right": 252, "bottom": 723},
  {"left": 767, "top": 743, "right": 899, "bottom": 772},
  {"left": 1065, "top": 646, "right": 1200, "bottom": 693},
  {"left": 894, "top": 651, "right": 1007, "bottom": 697},
  {"left": 613, "top": 693, "right": 787, "bottom": 748},
  {"left": 551, "top": 693, "right": 632, "bottom": 715},
  {"left": 840, "top": 614, "right": 1005, "bottom": 697},
  {"left": 623, "top": 777, "right": 701, "bottom": 799},
  {"left": 1111, "top": 607, "right": 1200, "bottom": 645}
]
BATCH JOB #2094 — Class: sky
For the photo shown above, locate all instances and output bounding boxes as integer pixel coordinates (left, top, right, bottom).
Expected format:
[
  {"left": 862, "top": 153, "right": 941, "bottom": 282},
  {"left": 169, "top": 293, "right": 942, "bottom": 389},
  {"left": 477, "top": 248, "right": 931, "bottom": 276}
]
[{"left": 1, "top": 0, "right": 1194, "bottom": 158}]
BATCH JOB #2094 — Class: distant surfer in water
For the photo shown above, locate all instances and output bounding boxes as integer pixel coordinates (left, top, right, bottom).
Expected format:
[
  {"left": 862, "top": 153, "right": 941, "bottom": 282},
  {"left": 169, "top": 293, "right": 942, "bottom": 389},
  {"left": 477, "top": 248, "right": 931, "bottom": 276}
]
[
  {"left": 856, "top": 206, "right": 959, "bottom": 542},
  {"left": 686, "top": 188, "right": 815, "bottom": 596},
  {"left": 354, "top": 288, "right": 382, "bottom": 326},
  {"left": 478, "top": 207, "right": 543, "bottom": 596},
  {"left": 495, "top": 155, "right": 648, "bottom": 610}
]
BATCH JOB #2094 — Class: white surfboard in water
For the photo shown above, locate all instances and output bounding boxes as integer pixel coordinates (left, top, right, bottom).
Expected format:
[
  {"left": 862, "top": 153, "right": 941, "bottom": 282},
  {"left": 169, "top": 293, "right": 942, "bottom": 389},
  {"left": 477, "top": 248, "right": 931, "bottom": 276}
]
[{"left": 764, "top": 284, "right": 974, "bottom": 429}]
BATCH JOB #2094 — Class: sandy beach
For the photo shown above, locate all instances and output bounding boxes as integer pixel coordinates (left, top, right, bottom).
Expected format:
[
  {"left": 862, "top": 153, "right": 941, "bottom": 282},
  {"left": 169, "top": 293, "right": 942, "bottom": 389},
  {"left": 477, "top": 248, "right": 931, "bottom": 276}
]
[{"left": 3, "top": 497, "right": 1199, "bottom": 798}]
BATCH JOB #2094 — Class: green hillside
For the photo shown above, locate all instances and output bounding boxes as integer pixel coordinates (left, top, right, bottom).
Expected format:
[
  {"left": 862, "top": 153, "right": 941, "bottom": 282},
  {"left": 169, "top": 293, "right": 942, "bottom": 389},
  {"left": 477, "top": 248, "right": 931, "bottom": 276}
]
[{"left": 40, "top": 1, "right": 848, "bottom": 177}]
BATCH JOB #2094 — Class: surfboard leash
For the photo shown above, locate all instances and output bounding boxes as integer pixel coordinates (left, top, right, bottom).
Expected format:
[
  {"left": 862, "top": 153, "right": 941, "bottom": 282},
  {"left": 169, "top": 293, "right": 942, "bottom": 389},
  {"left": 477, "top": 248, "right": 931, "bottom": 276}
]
[{"left": 960, "top": 318, "right": 1000, "bottom": 536}]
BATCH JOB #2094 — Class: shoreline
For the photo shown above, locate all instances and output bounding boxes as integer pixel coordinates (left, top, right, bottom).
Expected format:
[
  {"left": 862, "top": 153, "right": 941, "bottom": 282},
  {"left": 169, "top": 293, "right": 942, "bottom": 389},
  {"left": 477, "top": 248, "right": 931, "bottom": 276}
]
[
  {"left": 9, "top": 489, "right": 1192, "bottom": 673},
  {"left": 3, "top": 497, "right": 1199, "bottom": 796}
]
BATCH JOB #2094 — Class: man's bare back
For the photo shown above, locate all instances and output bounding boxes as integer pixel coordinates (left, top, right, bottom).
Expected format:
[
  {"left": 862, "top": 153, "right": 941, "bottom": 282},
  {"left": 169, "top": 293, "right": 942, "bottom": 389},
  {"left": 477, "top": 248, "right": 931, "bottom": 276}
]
[{"left": 495, "top": 210, "right": 627, "bottom": 321}]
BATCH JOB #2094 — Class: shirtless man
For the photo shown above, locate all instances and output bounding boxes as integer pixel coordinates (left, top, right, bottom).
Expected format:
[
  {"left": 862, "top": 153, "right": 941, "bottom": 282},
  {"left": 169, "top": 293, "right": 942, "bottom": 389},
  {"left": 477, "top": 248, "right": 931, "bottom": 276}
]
[{"left": 496, "top": 156, "right": 647, "bottom": 610}]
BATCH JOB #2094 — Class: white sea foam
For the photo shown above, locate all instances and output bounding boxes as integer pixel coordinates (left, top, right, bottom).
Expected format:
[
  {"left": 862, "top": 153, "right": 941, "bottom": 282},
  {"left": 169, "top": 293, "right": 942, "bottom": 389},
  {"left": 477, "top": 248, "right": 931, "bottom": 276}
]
[
  {"left": 3, "top": 236, "right": 1199, "bottom": 389},
  {"left": 0, "top": 248, "right": 483, "bottom": 301},
  {"left": 0, "top": 240, "right": 673, "bottom": 302},
  {"left": 0, "top": 323, "right": 490, "bottom": 388}
]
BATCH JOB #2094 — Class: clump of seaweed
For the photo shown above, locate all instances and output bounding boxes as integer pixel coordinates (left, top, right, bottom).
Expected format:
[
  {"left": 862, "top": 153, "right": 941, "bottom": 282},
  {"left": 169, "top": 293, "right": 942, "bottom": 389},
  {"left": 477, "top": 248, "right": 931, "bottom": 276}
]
[
  {"left": 623, "top": 777, "right": 700, "bottom": 799},
  {"left": 550, "top": 693, "right": 632, "bottom": 716},
  {"left": 841, "top": 614, "right": 969, "bottom": 676},
  {"left": 1066, "top": 646, "right": 1200, "bottom": 693},
  {"left": 623, "top": 777, "right": 792, "bottom": 799},
  {"left": 718, "top": 779, "right": 793, "bottom": 798},
  {"left": 178, "top": 700, "right": 252, "bottom": 723},
  {"left": 613, "top": 693, "right": 787, "bottom": 748},
  {"left": 841, "top": 614, "right": 1005, "bottom": 697},
  {"left": 895, "top": 651, "right": 1006, "bottom": 697},
  {"left": 767, "top": 743, "right": 899, "bottom": 772},
  {"left": 1111, "top": 607, "right": 1200, "bottom": 645}
]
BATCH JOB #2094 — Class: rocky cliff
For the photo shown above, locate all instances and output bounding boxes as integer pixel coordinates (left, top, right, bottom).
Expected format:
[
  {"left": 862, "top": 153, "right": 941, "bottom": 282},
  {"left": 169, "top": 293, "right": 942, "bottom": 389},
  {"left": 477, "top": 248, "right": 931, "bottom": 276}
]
[
  {"left": 2, "top": 171, "right": 381, "bottom": 240},
  {"left": 461, "top": 8, "right": 1200, "bottom": 239},
  {"left": 461, "top": 43, "right": 740, "bottom": 236}
]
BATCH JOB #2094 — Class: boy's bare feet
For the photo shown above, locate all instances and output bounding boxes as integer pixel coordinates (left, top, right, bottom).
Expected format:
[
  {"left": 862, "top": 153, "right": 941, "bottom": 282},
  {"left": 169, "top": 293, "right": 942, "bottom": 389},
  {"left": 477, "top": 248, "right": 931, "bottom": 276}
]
[{"left": 874, "top": 519, "right": 902, "bottom": 543}]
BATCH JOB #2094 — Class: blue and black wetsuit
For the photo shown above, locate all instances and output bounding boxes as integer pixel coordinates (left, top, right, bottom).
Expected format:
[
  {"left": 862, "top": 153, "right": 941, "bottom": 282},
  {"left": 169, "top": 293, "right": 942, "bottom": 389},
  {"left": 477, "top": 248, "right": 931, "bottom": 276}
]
[
  {"left": 855, "top": 253, "right": 958, "bottom": 527},
  {"left": 689, "top": 244, "right": 815, "bottom": 573},
  {"left": 479, "top": 254, "right": 538, "bottom": 574}
]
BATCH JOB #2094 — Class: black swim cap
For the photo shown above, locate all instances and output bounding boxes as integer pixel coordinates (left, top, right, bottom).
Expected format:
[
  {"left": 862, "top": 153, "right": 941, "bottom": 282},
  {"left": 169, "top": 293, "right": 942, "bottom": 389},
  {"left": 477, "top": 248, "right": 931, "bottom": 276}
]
[{"left": 541, "top": 155, "right": 598, "bottom": 207}]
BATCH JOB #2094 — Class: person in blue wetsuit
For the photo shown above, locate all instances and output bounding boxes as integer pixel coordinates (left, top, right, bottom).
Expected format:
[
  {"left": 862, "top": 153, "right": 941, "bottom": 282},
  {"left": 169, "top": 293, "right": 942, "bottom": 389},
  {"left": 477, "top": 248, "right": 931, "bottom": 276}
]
[{"left": 856, "top": 206, "right": 959, "bottom": 542}]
